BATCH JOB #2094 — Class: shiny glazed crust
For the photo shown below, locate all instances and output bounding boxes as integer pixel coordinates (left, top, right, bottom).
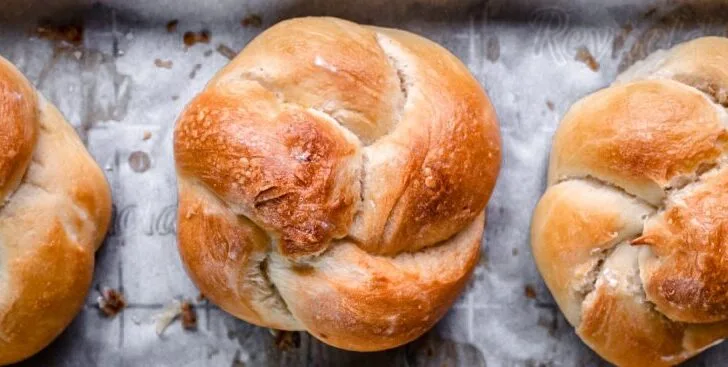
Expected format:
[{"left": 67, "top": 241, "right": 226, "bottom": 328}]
[
  {"left": 532, "top": 37, "right": 728, "bottom": 366},
  {"left": 0, "top": 56, "right": 112, "bottom": 365},
  {"left": 174, "top": 17, "right": 501, "bottom": 351}
]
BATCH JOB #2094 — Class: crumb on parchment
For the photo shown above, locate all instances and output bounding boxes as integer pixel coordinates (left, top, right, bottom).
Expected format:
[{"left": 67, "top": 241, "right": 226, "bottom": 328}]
[
  {"left": 242, "top": 15, "right": 263, "bottom": 28},
  {"left": 166, "top": 20, "right": 179, "bottom": 33},
  {"left": 155, "top": 298, "right": 198, "bottom": 336},
  {"left": 183, "top": 30, "right": 211, "bottom": 47},
  {"left": 270, "top": 329, "right": 301, "bottom": 351},
  {"left": 575, "top": 46, "right": 600, "bottom": 72},
  {"left": 97, "top": 286, "right": 126, "bottom": 317},
  {"left": 154, "top": 59, "right": 173, "bottom": 69},
  {"left": 181, "top": 301, "right": 198, "bottom": 330},
  {"left": 216, "top": 44, "right": 237, "bottom": 60}
]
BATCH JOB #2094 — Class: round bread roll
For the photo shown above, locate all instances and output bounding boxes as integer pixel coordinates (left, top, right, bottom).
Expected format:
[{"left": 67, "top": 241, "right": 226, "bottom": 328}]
[
  {"left": 0, "top": 56, "right": 111, "bottom": 364},
  {"left": 174, "top": 17, "right": 501, "bottom": 351},
  {"left": 532, "top": 37, "right": 728, "bottom": 366}
]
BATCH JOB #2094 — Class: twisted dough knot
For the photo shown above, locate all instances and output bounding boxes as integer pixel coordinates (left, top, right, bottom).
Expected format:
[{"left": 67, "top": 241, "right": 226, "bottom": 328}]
[
  {"left": 0, "top": 56, "right": 110, "bottom": 365},
  {"left": 532, "top": 37, "right": 728, "bottom": 367},
  {"left": 174, "top": 17, "right": 500, "bottom": 350}
]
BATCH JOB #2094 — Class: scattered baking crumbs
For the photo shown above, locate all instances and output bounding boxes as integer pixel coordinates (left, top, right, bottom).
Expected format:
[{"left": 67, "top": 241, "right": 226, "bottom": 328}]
[
  {"left": 35, "top": 23, "right": 84, "bottom": 46},
  {"left": 142, "top": 131, "right": 152, "bottom": 140},
  {"left": 204, "top": 49, "right": 213, "bottom": 57},
  {"left": 611, "top": 23, "right": 633, "bottom": 58},
  {"left": 166, "top": 19, "right": 179, "bottom": 33},
  {"left": 270, "top": 329, "right": 301, "bottom": 351},
  {"left": 189, "top": 63, "right": 202, "bottom": 79},
  {"left": 97, "top": 286, "right": 126, "bottom": 317},
  {"left": 216, "top": 44, "right": 237, "bottom": 60},
  {"left": 128, "top": 151, "right": 151, "bottom": 173},
  {"left": 546, "top": 101, "right": 554, "bottom": 111},
  {"left": 231, "top": 350, "right": 246, "bottom": 367},
  {"left": 183, "top": 30, "right": 211, "bottom": 47},
  {"left": 575, "top": 46, "right": 600, "bottom": 72},
  {"left": 181, "top": 301, "right": 198, "bottom": 330},
  {"left": 241, "top": 14, "right": 263, "bottom": 28},
  {"left": 154, "top": 299, "right": 198, "bottom": 335},
  {"left": 197, "top": 293, "right": 207, "bottom": 302},
  {"left": 154, "top": 58, "right": 173, "bottom": 69},
  {"left": 155, "top": 301, "right": 182, "bottom": 336},
  {"left": 525, "top": 285, "right": 537, "bottom": 299}
]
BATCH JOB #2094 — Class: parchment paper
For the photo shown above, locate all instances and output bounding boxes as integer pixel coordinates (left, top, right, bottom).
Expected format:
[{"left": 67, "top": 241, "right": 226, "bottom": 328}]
[{"left": 2, "top": 1, "right": 725, "bottom": 365}]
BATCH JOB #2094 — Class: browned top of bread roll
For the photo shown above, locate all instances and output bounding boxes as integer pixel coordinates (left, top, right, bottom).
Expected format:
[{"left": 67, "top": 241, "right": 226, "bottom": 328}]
[
  {"left": 0, "top": 56, "right": 112, "bottom": 365},
  {"left": 532, "top": 37, "right": 728, "bottom": 367},
  {"left": 0, "top": 56, "right": 37, "bottom": 204},
  {"left": 174, "top": 17, "right": 501, "bottom": 351}
]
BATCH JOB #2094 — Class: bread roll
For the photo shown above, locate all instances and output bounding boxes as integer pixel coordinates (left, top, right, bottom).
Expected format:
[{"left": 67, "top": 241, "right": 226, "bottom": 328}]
[
  {"left": 532, "top": 37, "right": 728, "bottom": 366},
  {"left": 0, "top": 55, "right": 111, "bottom": 364},
  {"left": 174, "top": 17, "right": 501, "bottom": 351}
]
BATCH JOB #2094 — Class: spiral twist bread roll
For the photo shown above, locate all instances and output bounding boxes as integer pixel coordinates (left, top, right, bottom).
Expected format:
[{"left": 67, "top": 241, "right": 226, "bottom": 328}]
[
  {"left": 174, "top": 17, "right": 501, "bottom": 351},
  {"left": 0, "top": 55, "right": 111, "bottom": 364},
  {"left": 532, "top": 37, "right": 728, "bottom": 366}
]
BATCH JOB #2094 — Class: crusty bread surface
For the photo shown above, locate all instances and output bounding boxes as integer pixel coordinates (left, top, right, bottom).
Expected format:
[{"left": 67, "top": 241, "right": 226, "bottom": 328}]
[
  {"left": 0, "top": 55, "right": 112, "bottom": 365},
  {"left": 174, "top": 17, "right": 501, "bottom": 351},
  {"left": 533, "top": 37, "right": 728, "bottom": 366}
]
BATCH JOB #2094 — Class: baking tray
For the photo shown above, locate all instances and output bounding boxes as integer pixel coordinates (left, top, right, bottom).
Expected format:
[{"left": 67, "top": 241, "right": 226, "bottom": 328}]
[{"left": 3, "top": 0, "right": 727, "bottom": 366}]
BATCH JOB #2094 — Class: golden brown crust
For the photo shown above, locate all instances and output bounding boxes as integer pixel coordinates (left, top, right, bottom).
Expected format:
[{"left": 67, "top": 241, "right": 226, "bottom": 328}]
[
  {"left": 533, "top": 37, "right": 728, "bottom": 366},
  {"left": 209, "top": 17, "right": 404, "bottom": 144},
  {"left": 174, "top": 86, "right": 362, "bottom": 259},
  {"left": 174, "top": 17, "right": 500, "bottom": 351},
  {"left": 578, "top": 242, "right": 728, "bottom": 367},
  {"left": 577, "top": 279, "right": 685, "bottom": 367},
  {"left": 0, "top": 56, "right": 37, "bottom": 204},
  {"left": 616, "top": 37, "right": 728, "bottom": 106},
  {"left": 532, "top": 181, "right": 728, "bottom": 366},
  {"left": 0, "top": 223, "right": 93, "bottom": 364},
  {"left": 531, "top": 180, "right": 653, "bottom": 326},
  {"left": 636, "top": 167, "right": 728, "bottom": 323},
  {"left": 177, "top": 178, "right": 300, "bottom": 330},
  {"left": 549, "top": 79, "right": 728, "bottom": 205},
  {"left": 269, "top": 212, "right": 483, "bottom": 352},
  {"left": 0, "top": 59, "right": 111, "bottom": 365},
  {"left": 349, "top": 27, "right": 501, "bottom": 255}
]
